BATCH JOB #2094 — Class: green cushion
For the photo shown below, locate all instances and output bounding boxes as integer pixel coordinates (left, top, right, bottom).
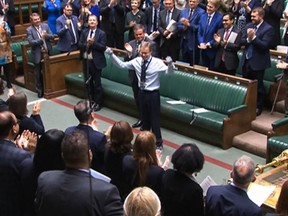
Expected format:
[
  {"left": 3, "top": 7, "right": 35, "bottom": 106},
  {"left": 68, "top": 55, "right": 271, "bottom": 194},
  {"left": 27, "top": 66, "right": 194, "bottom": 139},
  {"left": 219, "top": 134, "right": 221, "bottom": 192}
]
[
  {"left": 268, "top": 135, "right": 288, "bottom": 159},
  {"left": 11, "top": 41, "right": 29, "bottom": 57},
  {"left": 15, "top": 4, "right": 40, "bottom": 14}
]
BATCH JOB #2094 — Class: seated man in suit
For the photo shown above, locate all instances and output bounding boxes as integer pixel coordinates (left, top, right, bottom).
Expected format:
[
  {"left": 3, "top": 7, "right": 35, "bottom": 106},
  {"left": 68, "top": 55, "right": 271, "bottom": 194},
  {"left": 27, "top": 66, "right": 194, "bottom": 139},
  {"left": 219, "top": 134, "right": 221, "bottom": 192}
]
[
  {"left": 205, "top": 155, "right": 262, "bottom": 216},
  {"left": 56, "top": 3, "right": 79, "bottom": 53},
  {"left": 65, "top": 100, "right": 107, "bottom": 173},
  {"left": 35, "top": 130, "right": 123, "bottom": 216}
]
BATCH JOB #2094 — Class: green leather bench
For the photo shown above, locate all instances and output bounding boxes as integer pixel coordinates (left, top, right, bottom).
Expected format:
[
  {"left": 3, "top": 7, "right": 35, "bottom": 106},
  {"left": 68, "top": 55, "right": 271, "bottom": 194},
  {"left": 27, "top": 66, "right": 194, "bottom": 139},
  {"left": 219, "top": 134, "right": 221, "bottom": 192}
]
[
  {"left": 266, "top": 118, "right": 288, "bottom": 162},
  {"left": 65, "top": 53, "right": 256, "bottom": 149}
]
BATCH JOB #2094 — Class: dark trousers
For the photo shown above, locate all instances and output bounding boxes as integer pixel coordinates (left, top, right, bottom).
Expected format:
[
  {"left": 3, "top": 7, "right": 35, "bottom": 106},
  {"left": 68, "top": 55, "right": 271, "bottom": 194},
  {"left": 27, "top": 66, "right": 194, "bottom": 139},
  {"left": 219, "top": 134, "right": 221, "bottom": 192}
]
[
  {"left": 2, "top": 64, "right": 12, "bottom": 88},
  {"left": 182, "top": 39, "right": 199, "bottom": 66},
  {"left": 139, "top": 89, "right": 162, "bottom": 146},
  {"left": 242, "top": 60, "right": 265, "bottom": 110},
  {"left": 131, "top": 73, "right": 141, "bottom": 119},
  {"left": 83, "top": 60, "right": 103, "bottom": 105},
  {"left": 160, "top": 41, "right": 179, "bottom": 62},
  {"left": 106, "top": 24, "right": 124, "bottom": 50},
  {"left": 34, "top": 62, "right": 43, "bottom": 95},
  {"left": 216, "top": 60, "right": 236, "bottom": 76},
  {"left": 201, "top": 50, "right": 215, "bottom": 70}
]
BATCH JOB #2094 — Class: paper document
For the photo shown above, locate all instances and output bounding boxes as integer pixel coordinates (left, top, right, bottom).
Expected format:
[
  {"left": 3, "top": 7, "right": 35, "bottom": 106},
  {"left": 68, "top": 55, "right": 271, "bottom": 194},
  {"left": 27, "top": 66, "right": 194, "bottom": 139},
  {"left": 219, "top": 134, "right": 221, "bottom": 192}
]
[
  {"left": 200, "top": 176, "right": 217, "bottom": 196},
  {"left": 247, "top": 183, "right": 276, "bottom": 206},
  {"left": 90, "top": 169, "right": 111, "bottom": 183},
  {"left": 190, "top": 108, "right": 209, "bottom": 113},
  {"left": 148, "top": 31, "right": 159, "bottom": 40},
  {"left": 227, "top": 32, "right": 238, "bottom": 44},
  {"left": 166, "top": 20, "right": 177, "bottom": 32},
  {"left": 166, "top": 100, "right": 186, "bottom": 105}
]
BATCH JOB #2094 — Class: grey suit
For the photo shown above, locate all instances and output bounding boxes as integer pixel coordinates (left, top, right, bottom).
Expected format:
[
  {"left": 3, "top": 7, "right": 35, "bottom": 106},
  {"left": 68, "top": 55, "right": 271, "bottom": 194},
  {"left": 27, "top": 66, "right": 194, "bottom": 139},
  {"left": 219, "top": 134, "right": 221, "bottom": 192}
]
[
  {"left": 35, "top": 169, "right": 123, "bottom": 216},
  {"left": 56, "top": 14, "right": 79, "bottom": 52},
  {"left": 27, "top": 24, "right": 54, "bottom": 96}
]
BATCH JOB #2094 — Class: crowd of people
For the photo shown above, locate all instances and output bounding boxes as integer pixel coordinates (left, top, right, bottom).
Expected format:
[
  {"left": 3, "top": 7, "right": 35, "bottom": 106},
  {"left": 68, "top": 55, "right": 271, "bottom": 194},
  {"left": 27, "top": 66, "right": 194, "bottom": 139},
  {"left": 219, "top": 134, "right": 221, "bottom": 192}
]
[{"left": 1, "top": 86, "right": 288, "bottom": 215}]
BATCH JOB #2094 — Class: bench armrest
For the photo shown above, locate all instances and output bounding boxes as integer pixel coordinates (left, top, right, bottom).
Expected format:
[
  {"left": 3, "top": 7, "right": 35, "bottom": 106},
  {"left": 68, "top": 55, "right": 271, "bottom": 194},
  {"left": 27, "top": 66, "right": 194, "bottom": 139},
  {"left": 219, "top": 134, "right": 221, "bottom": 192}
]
[
  {"left": 227, "top": 105, "right": 247, "bottom": 115},
  {"left": 272, "top": 118, "right": 288, "bottom": 129}
]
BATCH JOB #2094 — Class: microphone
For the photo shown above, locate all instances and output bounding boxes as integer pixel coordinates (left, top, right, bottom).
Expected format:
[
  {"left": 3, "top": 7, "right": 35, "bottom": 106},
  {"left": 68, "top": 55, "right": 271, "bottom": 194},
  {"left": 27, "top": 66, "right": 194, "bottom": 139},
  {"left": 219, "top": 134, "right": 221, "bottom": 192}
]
[
  {"left": 190, "top": 109, "right": 197, "bottom": 125},
  {"left": 85, "top": 75, "right": 92, "bottom": 85}
]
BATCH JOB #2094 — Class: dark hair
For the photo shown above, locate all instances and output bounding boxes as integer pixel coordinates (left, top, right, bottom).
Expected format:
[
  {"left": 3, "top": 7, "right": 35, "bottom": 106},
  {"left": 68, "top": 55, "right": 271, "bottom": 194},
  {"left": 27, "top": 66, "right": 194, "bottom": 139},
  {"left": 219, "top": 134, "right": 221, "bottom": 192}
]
[
  {"left": 7, "top": 92, "right": 28, "bottom": 118},
  {"left": 74, "top": 100, "right": 90, "bottom": 123},
  {"left": 33, "top": 129, "right": 65, "bottom": 176},
  {"left": 252, "top": 7, "right": 265, "bottom": 18},
  {"left": 133, "top": 24, "right": 146, "bottom": 33},
  {"left": 133, "top": 131, "right": 158, "bottom": 186},
  {"left": 0, "top": 111, "right": 16, "bottom": 138},
  {"left": 30, "top": 12, "right": 40, "bottom": 20},
  {"left": 62, "top": 130, "right": 89, "bottom": 167},
  {"left": 276, "top": 180, "right": 288, "bottom": 215},
  {"left": 172, "top": 143, "right": 204, "bottom": 174},
  {"left": 223, "top": 12, "right": 235, "bottom": 21},
  {"left": 109, "top": 121, "right": 133, "bottom": 154}
]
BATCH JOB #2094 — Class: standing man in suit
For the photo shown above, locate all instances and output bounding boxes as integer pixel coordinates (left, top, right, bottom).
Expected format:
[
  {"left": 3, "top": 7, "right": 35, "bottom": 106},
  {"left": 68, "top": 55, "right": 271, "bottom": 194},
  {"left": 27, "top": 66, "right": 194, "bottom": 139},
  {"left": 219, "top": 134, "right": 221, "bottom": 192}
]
[
  {"left": 62, "top": 0, "right": 81, "bottom": 17},
  {"left": 276, "top": 57, "right": 288, "bottom": 117},
  {"left": 56, "top": 3, "right": 79, "bottom": 53},
  {"left": 27, "top": 13, "right": 54, "bottom": 98},
  {"left": 125, "top": 24, "right": 159, "bottom": 129},
  {"left": 0, "top": 111, "right": 35, "bottom": 216},
  {"left": 35, "top": 130, "right": 123, "bottom": 216},
  {"left": 178, "top": 0, "right": 204, "bottom": 65},
  {"left": 65, "top": 100, "right": 107, "bottom": 173},
  {"left": 205, "top": 155, "right": 262, "bottom": 216},
  {"left": 197, "top": 0, "right": 222, "bottom": 70},
  {"left": 79, "top": 15, "right": 107, "bottom": 111},
  {"left": 213, "top": 12, "right": 242, "bottom": 75},
  {"left": 158, "top": 0, "right": 181, "bottom": 61},
  {"left": 106, "top": 42, "right": 175, "bottom": 149},
  {"left": 0, "top": 0, "right": 15, "bottom": 35},
  {"left": 241, "top": 7, "right": 274, "bottom": 116},
  {"left": 100, "top": 0, "right": 126, "bottom": 49}
]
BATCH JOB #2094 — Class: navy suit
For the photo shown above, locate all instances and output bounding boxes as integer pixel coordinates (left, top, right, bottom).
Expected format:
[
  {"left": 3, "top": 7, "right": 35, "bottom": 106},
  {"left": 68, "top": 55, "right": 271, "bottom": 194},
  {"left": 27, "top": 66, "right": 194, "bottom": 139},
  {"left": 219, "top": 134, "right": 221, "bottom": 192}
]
[
  {"left": 0, "top": 139, "right": 35, "bottom": 216},
  {"left": 205, "top": 184, "right": 262, "bottom": 216},
  {"left": 177, "top": 6, "right": 205, "bottom": 65},
  {"left": 56, "top": 14, "right": 79, "bottom": 52},
  {"left": 241, "top": 21, "right": 274, "bottom": 111},
  {"left": 79, "top": 28, "right": 107, "bottom": 105},
  {"left": 198, "top": 12, "right": 223, "bottom": 69},
  {"left": 213, "top": 26, "right": 242, "bottom": 75},
  {"left": 27, "top": 23, "right": 54, "bottom": 96},
  {"left": 65, "top": 124, "right": 107, "bottom": 173},
  {"left": 35, "top": 169, "right": 123, "bottom": 216},
  {"left": 158, "top": 7, "right": 181, "bottom": 61},
  {"left": 145, "top": 5, "right": 165, "bottom": 34}
]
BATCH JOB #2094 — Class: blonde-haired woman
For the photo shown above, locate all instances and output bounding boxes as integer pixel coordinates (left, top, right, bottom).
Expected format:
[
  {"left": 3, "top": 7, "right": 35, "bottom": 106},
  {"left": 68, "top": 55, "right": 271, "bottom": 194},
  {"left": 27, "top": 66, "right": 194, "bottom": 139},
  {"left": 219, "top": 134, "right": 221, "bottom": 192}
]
[
  {"left": 124, "top": 186, "right": 161, "bottom": 216},
  {"left": 122, "top": 131, "right": 165, "bottom": 199}
]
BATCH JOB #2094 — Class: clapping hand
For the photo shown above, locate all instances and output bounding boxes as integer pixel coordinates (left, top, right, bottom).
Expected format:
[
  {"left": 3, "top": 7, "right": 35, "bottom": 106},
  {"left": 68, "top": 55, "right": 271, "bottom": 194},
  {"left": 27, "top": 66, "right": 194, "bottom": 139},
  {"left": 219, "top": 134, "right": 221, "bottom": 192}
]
[
  {"left": 15, "top": 130, "right": 38, "bottom": 153},
  {"left": 32, "top": 101, "right": 41, "bottom": 115}
]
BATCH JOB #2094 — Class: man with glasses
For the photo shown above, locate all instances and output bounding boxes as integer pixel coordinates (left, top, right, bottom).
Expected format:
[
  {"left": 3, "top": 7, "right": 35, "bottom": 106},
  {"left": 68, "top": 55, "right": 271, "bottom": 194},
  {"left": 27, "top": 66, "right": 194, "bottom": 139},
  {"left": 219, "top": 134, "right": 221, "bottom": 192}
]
[{"left": 56, "top": 3, "right": 79, "bottom": 53}]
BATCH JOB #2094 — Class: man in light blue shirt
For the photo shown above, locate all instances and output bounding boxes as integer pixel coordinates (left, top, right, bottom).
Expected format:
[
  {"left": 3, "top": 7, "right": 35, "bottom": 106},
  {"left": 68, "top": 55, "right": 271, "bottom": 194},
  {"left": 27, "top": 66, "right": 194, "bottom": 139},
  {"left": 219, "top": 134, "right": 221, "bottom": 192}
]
[{"left": 106, "top": 42, "right": 174, "bottom": 149}]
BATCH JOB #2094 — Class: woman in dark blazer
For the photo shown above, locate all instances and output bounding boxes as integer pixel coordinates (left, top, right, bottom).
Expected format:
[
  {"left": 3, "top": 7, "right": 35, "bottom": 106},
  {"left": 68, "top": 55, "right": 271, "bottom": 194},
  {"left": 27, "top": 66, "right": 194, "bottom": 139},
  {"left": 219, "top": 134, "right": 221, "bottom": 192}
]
[
  {"left": 161, "top": 143, "right": 205, "bottom": 216},
  {"left": 122, "top": 131, "right": 164, "bottom": 199},
  {"left": 104, "top": 121, "right": 133, "bottom": 201}
]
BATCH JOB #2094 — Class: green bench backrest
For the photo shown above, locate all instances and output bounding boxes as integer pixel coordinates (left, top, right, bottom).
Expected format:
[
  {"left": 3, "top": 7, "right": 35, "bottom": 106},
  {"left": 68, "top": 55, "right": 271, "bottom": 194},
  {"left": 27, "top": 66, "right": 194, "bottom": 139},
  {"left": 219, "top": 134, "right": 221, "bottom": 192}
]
[
  {"left": 264, "top": 57, "right": 283, "bottom": 82},
  {"left": 11, "top": 41, "right": 29, "bottom": 56},
  {"left": 160, "top": 71, "right": 247, "bottom": 114},
  {"left": 102, "top": 54, "right": 130, "bottom": 86},
  {"left": 27, "top": 45, "right": 60, "bottom": 62}
]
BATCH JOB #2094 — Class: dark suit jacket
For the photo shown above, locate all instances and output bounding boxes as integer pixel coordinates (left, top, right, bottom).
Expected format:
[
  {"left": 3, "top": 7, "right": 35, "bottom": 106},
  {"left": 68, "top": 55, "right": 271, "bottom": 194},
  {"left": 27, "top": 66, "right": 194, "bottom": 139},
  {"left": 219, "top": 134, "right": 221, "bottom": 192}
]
[
  {"left": 65, "top": 124, "right": 107, "bottom": 173},
  {"left": 56, "top": 14, "right": 79, "bottom": 52},
  {"left": 213, "top": 26, "right": 242, "bottom": 70},
  {"left": 99, "top": 0, "right": 126, "bottom": 34},
  {"left": 198, "top": 12, "right": 223, "bottom": 58},
  {"left": 79, "top": 28, "right": 107, "bottom": 70},
  {"left": 0, "top": 0, "right": 15, "bottom": 31},
  {"left": 161, "top": 169, "right": 204, "bottom": 216},
  {"left": 18, "top": 115, "right": 45, "bottom": 136},
  {"left": 0, "top": 139, "right": 35, "bottom": 216},
  {"left": 177, "top": 6, "right": 205, "bottom": 51},
  {"left": 145, "top": 5, "right": 165, "bottom": 34},
  {"left": 158, "top": 7, "right": 181, "bottom": 49},
  {"left": 240, "top": 21, "right": 274, "bottom": 71},
  {"left": 35, "top": 169, "right": 123, "bottom": 216},
  {"left": 26, "top": 23, "right": 54, "bottom": 64},
  {"left": 205, "top": 184, "right": 262, "bottom": 216}
]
